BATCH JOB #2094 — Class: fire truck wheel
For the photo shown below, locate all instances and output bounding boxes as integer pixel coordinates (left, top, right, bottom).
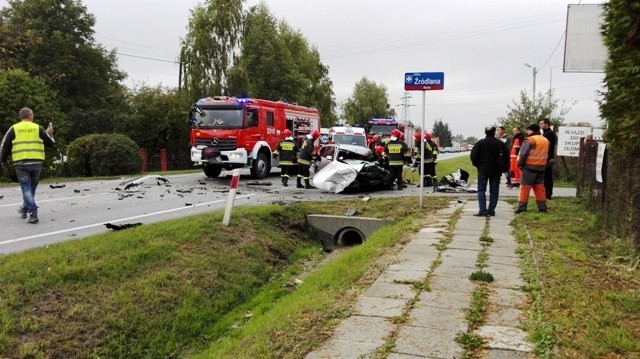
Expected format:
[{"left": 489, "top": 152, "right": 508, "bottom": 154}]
[
  {"left": 250, "top": 152, "right": 269, "bottom": 179},
  {"left": 203, "top": 165, "right": 222, "bottom": 178}
]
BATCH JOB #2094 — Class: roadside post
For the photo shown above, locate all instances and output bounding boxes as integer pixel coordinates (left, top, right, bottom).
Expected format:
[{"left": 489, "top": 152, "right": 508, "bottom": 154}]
[
  {"left": 222, "top": 169, "right": 240, "bottom": 226},
  {"left": 404, "top": 72, "right": 444, "bottom": 208}
]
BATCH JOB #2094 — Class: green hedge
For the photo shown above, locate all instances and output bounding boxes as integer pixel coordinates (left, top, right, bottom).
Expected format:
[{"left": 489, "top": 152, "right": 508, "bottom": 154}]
[{"left": 67, "top": 133, "right": 141, "bottom": 176}]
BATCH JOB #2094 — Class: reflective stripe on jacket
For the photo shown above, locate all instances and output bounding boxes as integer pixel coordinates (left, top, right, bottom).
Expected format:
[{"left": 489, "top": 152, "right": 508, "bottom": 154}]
[
  {"left": 384, "top": 140, "right": 409, "bottom": 166},
  {"left": 275, "top": 139, "right": 298, "bottom": 166},
  {"left": 11, "top": 121, "right": 45, "bottom": 162},
  {"left": 297, "top": 138, "right": 315, "bottom": 165}
]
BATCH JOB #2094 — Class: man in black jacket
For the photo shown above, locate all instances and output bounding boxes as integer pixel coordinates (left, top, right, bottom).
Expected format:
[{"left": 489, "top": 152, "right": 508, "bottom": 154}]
[
  {"left": 470, "top": 125, "right": 508, "bottom": 217},
  {"left": 539, "top": 117, "right": 557, "bottom": 199}
]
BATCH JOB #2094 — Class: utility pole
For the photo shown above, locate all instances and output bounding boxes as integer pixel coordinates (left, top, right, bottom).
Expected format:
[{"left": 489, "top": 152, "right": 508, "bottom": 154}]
[
  {"left": 398, "top": 92, "right": 414, "bottom": 123},
  {"left": 524, "top": 63, "right": 538, "bottom": 104}
]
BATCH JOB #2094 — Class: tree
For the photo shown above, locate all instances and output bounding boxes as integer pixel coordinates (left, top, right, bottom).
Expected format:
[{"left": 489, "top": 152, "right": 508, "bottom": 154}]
[
  {"left": 0, "top": 0, "right": 126, "bottom": 112},
  {"left": 600, "top": 0, "right": 640, "bottom": 152},
  {"left": 181, "top": 0, "right": 244, "bottom": 97},
  {"left": 432, "top": 119, "right": 453, "bottom": 147},
  {"left": 497, "top": 89, "right": 572, "bottom": 134},
  {"left": 277, "top": 23, "right": 336, "bottom": 126},
  {"left": 342, "top": 77, "right": 394, "bottom": 126},
  {"left": 0, "top": 69, "right": 66, "bottom": 139},
  {"left": 466, "top": 136, "right": 478, "bottom": 145},
  {"left": 119, "top": 86, "right": 193, "bottom": 158},
  {"left": 226, "top": 4, "right": 336, "bottom": 126}
]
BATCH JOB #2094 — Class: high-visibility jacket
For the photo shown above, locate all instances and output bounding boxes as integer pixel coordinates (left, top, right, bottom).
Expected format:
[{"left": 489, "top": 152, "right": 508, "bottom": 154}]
[
  {"left": 11, "top": 121, "right": 45, "bottom": 162},
  {"left": 274, "top": 138, "right": 299, "bottom": 166},
  {"left": 297, "top": 137, "right": 316, "bottom": 166},
  {"left": 384, "top": 139, "right": 410, "bottom": 166},
  {"left": 518, "top": 134, "right": 549, "bottom": 171},
  {"left": 509, "top": 138, "right": 521, "bottom": 184}
]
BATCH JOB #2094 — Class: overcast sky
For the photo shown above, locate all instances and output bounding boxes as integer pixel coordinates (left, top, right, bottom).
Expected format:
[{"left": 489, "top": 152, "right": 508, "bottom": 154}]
[{"left": 3, "top": 0, "right": 607, "bottom": 138}]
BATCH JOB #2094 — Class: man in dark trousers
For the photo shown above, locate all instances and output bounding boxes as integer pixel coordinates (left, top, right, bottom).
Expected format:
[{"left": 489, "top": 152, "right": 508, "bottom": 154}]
[
  {"left": 384, "top": 128, "right": 410, "bottom": 190},
  {"left": 297, "top": 130, "right": 320, "bottom": 189},
  {"left": 273, "top": 129, "right": 299, "bottom": 186},
  {"left": 0, "top": 108, "right": 56, "bottom": 224},
  {"left": 470, "top": 125, "right": 508, "bottom": 217},
  {"left": 516, "top": 124, "right": 550, "bottom": 213},
  {"left": 539, "top": 117, "right": 557, "bottom": 199}
]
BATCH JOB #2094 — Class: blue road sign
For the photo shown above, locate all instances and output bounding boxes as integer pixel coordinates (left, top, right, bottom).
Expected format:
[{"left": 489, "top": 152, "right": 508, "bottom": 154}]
[{"left": 404, "top": 72, "right": 444, "bottom": 91}]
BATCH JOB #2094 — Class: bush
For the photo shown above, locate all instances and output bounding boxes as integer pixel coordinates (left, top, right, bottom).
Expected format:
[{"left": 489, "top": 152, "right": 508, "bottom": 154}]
[{"left": 67, "top": 133, "right": 141, "bottom": 176}]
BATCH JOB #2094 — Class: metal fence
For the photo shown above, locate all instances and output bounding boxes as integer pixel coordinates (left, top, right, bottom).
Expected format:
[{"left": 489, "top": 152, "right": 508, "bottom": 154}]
[
  {"left": 577, "top": 139, "right": 640, "bottom": 248},
  {"left": 145, "top": 151, "right": 193, "bottom": 172}
]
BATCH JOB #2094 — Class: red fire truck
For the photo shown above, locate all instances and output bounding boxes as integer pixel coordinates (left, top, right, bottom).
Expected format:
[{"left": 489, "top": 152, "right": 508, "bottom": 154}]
[
  {"left": 189, "top": 96, "right": 320, "bottom": 179},
  {"left": 366, "top": 118, "right": 415, "bottom": 148}
]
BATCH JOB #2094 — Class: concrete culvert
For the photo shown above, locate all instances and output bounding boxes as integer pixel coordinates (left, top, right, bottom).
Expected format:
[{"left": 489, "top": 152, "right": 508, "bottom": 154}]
[{"left": 336, "top": 227, "right": 365, "bottom": 246}]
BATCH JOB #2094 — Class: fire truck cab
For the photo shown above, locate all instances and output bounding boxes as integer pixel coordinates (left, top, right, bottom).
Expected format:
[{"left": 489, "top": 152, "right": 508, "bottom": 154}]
[
  {"left": 366, "top": 118, "right": 406, "bottom": 147},
  {"left": 189, "top": 96, "right": 320, "bottom": 179}
]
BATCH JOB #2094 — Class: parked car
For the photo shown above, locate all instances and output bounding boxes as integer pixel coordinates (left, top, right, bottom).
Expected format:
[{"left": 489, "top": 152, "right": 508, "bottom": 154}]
[
  {"left": 441, "top": 147, "right": 453, "bottom": 153},
  {"left": 315, "top": 144, "right": 392, "bottom": 192}
]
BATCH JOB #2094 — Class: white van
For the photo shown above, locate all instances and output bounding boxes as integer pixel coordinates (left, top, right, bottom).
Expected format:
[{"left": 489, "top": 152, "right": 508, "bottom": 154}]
[{"left": 329, "top": 125, "right": 367, "bottom": 148}]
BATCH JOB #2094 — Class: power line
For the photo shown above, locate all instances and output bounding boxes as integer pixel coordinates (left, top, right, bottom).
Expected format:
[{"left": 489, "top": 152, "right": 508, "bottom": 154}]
[{"left": 116, "top": 51, "right": 179, "bottom": 64}]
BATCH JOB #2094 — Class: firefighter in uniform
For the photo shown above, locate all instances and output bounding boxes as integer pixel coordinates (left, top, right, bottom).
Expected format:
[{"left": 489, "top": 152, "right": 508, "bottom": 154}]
[
  {"left": 516, "top": 124, "right": 550, "bottom": 213},
  {"left": 423, "top": 132, "right": 439, "bottom": 186},
  {"left": 384, "top": 128, "right": 410, "bottom": 190},
  {"left": 372, "top": 145, "right": 387, "bottom": 167},
  {"left": 273, "top": 129, "right": 299, "bottom": 186},
  {"left": 297, "top": 130, "right": 320, "bottom": 189}
]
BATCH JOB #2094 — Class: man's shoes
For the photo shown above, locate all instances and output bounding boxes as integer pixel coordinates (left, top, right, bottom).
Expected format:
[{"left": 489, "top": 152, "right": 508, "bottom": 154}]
[
  {"left": 26, "top": 214, "right": 39, "bottom": 224},
  {"left": 487, "top": 212, "right": 496, "bottom": 217},
  {"left": 18, "top": 207, "right": 27, "bottom": 219},
  {"left": 515, "top": 208, "right": 527, "bottom": 214},
  {"left": 539, "top": 208, "right": 547, "bottom": 212},
  {"left": 473, "top": 212, "right": 488, "bottom": 217}
]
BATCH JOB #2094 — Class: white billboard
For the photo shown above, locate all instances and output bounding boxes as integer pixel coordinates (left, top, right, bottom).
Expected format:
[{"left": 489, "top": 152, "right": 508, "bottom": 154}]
[{"left": 564, "top": 4, "right": 607, "bottom": 73}]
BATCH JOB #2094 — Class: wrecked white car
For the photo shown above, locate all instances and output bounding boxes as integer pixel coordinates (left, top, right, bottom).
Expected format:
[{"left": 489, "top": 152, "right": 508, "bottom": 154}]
[{"left": 313, "top": 144, "right": 392, "bottom": 193}]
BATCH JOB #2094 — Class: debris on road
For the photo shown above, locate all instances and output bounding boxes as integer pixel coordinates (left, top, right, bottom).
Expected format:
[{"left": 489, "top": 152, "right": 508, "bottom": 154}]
[
  {"left": 117, "top": 175, "right": 171, "bottom": 191},
  {"left": 344, "top": 208, "right": 357, "bottom": 216},
  {"left": 49, "top": 184, "right": 65, "bottom": 189},
  {"left": 104, "top": 222, "right": 142, "bottom": 231},
  {"left": 435, "top": 169, "right": 478, "bottom": 193},
  {"left": 246, "top": 181, "right": 272, "bottom": 186}
]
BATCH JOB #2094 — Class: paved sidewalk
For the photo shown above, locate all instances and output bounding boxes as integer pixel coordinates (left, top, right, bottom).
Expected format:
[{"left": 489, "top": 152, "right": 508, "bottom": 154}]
[{"left": 306, "top": 199, "right": 534, "bottom": 359}]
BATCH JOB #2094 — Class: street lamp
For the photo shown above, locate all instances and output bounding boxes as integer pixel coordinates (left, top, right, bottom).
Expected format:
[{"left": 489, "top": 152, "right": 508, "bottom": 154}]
[{"left": 524, "top": 63, "right": 538, "bottom": 104}]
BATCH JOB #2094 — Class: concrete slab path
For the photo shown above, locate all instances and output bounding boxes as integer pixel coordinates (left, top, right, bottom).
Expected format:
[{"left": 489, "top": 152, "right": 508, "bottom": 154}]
[{"left": 306, "top": 199, "right": 535, "bottom": 359}]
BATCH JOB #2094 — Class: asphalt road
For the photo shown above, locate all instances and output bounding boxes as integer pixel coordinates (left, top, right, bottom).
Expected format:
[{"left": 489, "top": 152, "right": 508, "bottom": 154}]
[{"left": 0, "top": 152, "right": 471, "bottom": 255}]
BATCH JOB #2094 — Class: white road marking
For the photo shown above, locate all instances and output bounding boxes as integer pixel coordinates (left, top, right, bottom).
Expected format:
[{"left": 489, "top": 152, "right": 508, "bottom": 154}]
[{"left": 0, "top": 194, "right": 255, "bottom": 246}]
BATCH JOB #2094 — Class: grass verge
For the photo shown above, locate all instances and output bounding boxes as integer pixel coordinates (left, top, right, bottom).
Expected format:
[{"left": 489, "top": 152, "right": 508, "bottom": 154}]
[
  {"left": 514, "top": 197, "right": 640, "bottom": 358},
  {"left": 0, "top": 196, "right": 448, "bottom": 358}
]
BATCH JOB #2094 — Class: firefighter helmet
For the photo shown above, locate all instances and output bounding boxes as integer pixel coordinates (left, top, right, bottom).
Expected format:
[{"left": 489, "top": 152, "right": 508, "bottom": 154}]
[
  {"left": 375, "top": 145, "right": 385, "bottom": 155},
  {"left": 372, "top": 134, "right": 381, "bottom": 142},
  {"left": 311, "top": 130, "right": 320, "bottom": 139},
  {"left": 414, "top": 132, "right": 422, "bottom": 141},
  {"left": 424, "top": 131, "right": 432, "bottom": 141},
  {"left": 282, "top": 129, "right": 292, "bottom": 138},
  {"left": 391, "top": 128, "right": 402, "bottom": 138}
]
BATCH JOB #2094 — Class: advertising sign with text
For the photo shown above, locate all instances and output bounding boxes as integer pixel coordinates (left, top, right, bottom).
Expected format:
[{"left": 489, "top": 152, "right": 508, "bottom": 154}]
[{"left": 557, "top": 126, "right": 592, "bottom": 157}]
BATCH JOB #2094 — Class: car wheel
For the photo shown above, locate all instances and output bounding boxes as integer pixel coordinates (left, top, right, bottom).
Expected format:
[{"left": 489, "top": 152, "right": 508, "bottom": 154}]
[
  {"left": 250, "top": 152, "right": 269, "bottom": 179},
  {"left": 203, "top": 165, "right": 222, "bottom": 178}
]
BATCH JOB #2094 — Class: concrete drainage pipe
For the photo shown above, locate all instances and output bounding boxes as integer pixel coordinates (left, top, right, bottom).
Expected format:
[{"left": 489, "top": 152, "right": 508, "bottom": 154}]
[{"left": 336, "top": 227, "right": 365, "bottom": 246}]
